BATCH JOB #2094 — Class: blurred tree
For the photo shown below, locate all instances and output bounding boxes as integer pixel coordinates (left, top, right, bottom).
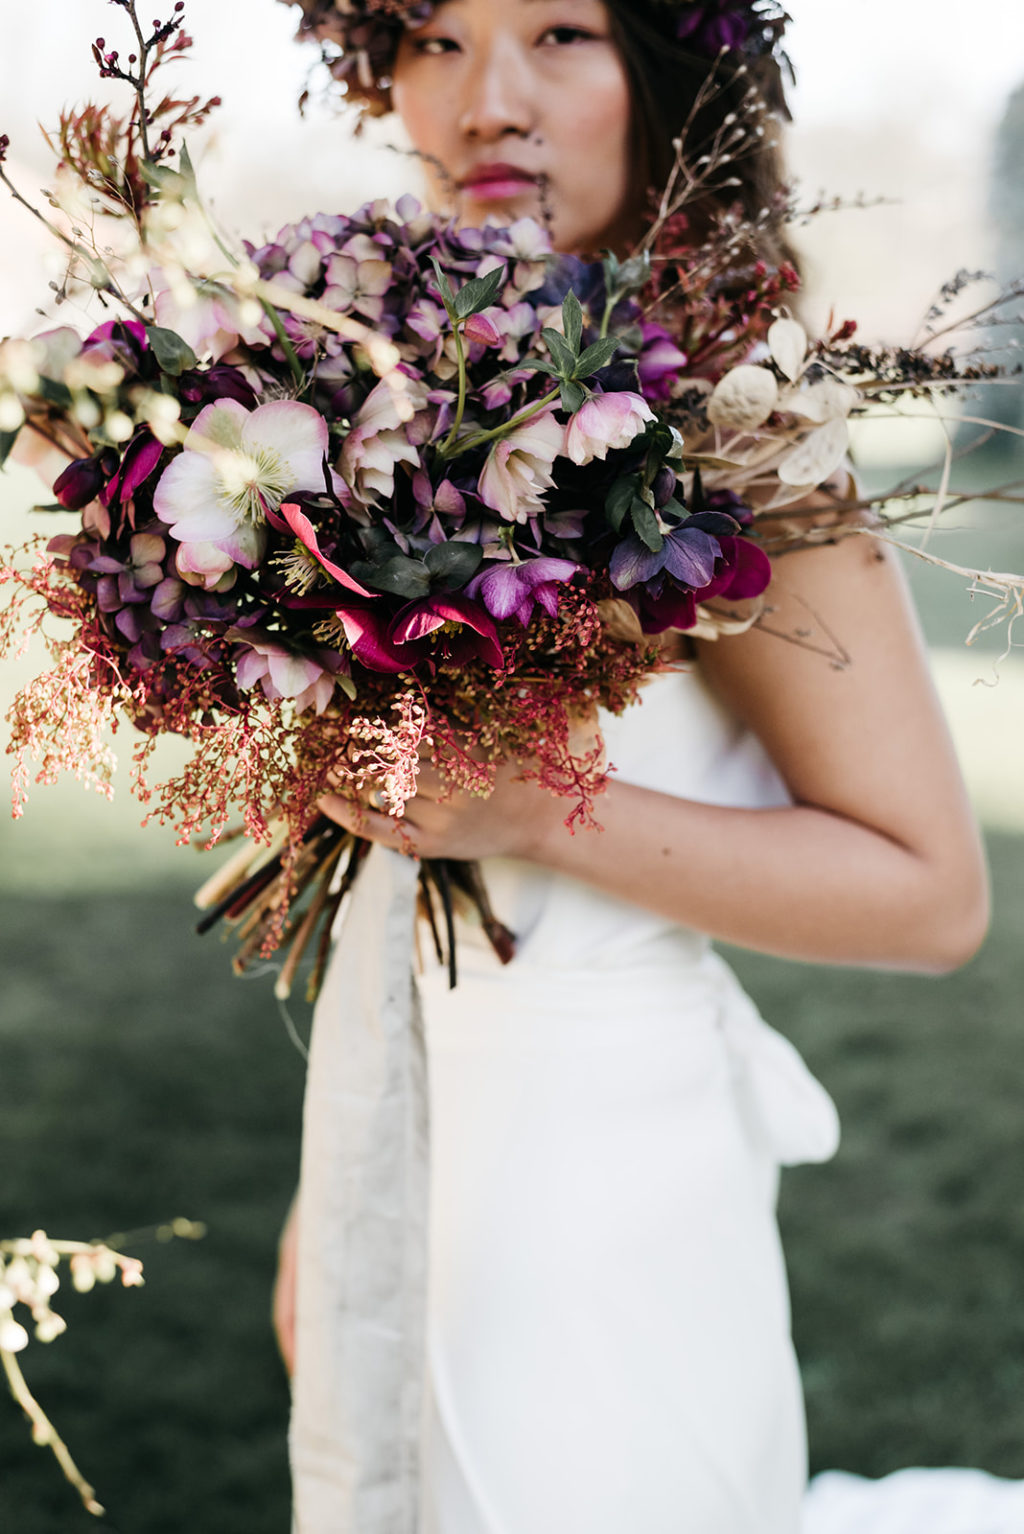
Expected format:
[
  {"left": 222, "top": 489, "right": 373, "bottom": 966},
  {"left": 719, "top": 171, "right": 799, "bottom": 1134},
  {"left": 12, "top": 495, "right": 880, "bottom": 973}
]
[{"left": 986, "top": 81, "right": 1024, "bottom": 431}]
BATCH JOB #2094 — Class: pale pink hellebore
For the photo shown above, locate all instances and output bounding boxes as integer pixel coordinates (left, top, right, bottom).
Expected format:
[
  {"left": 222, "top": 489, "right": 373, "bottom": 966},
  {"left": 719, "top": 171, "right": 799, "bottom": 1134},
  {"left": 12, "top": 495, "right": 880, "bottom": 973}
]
[
  {"left": 153, "top": 398, "right": 330, "bottom": 589},
  {"left": 235, "top": 637, "right": 337, "bottom": 715},
  {"left": 478, "top": 409, "right": 564, "bottom": 523},
  {"left": 564, "top": 392, "right": 655, "bottom": 466}
]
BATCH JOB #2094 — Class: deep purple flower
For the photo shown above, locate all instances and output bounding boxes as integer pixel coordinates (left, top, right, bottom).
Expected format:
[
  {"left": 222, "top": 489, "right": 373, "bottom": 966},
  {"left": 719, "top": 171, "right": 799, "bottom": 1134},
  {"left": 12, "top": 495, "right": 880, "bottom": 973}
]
[
  {"left": 82, "top": 319, "right": 148, "bottom": 373},
  {"left": 698, "top": 535, "right": 772, "bottom": 602},
  {"left": 389, "top": 593, "right": 503, "bottom": 669},
  {"left": 100, "top": 431, "right": 164, "bottom": 516},
  {"left": 89, "top": 532, "right": 167, "bottom": 610},
  {"left": 610, "top": 521, "right": 722, "bottom": 593},
  {"left": 178, "top": 363, "right": 259, "bottom": 409},
  {"left": 675, "top": 2, "right": 752, "bottom": 54},
  {"left": 636, "top": 322, "right": 689, "bottom": 405},
  {"left": 329, "top": 592, "right": 503, "bottom": 675},
  {"left": 53, "top": 455, "right": 109, "bottom": 511},
  {"left": 466, "top": 556, "right": 578, "bottom": 626}
]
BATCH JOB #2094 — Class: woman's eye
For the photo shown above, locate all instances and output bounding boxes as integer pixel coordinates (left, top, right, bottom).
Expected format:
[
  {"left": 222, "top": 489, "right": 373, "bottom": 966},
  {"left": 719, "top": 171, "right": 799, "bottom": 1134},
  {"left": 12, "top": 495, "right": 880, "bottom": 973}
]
[
  {"left": 539, "top": 25, "right": 599, "bottom": 46},
  {"left": 410, "top": 35, "right": 460, "bottom": 56}
]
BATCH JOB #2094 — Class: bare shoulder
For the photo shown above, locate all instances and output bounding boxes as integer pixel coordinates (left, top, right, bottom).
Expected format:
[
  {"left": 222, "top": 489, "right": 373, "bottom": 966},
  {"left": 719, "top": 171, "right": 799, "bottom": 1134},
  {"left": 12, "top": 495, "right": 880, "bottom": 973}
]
[{"left": 695, "top": 527, "right": 976, "bottom": 844}]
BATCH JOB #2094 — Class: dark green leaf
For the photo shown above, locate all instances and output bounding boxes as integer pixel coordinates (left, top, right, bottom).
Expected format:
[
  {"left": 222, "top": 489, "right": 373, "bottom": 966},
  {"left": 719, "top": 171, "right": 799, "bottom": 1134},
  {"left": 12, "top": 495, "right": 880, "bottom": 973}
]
[
  {"left": 560, "top": 380, "right": 587, "bottom": 414},
  {"left": 352, "top": 554, "right": 431, "bottom": 600},
  {"left": 630, "top": 497, "right": 664, "bottom": 553},
  {"left": 541, "top": 327, "right": 577, "bottom": 376},
  {"left": 146, "top": 325, "right": 198, "bottom": 377},
  {"left": 178, "top": 140, "right": 197, "bottom": 190},
  {"left": 616, "top": 252, "right": 652, "bottom": 294},
  {"left": 606, "top": 475, "right": 639, "bottom": 533},
  {"left": 575, "top": 336, "right": 620, "bottom": 378},
  {"left": 690, "top": 465, "right": 706, "bottom": 514},
  {"left": 38, "top": 377, "right": 73, "bottom": 409},
  {"left": 30, "top": 503, "right": 67, "bottom": 513},
  {"left": 0, "top": 429, "right": 18, "bottom": 470},
  {"left": 517, "top": 358, "right": 561, "bottom": 378},
  {"left": 562, "top": 290, "right": 584, "bottom": 354},
  {"left": 452, "top": 265, "right": 507, "bottom": 321},
  {"left": 430, "top": 257, "right": 456, "bottom": 310},
  {"left": 424, "top": 540, "right": 483, "bottom": 586}
]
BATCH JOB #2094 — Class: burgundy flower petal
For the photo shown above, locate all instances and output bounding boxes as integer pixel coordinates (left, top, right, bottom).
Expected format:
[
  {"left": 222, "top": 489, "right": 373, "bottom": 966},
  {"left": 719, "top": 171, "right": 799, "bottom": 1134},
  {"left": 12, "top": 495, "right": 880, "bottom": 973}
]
[{"left": 701, "top": 536, "right": 772, "bottom": 601}]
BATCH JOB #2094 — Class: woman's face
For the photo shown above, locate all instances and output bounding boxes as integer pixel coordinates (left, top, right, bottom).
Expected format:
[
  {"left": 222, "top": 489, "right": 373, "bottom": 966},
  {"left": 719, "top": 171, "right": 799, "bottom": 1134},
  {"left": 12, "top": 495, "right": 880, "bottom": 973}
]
[{"left": 390, "top": 0, "right": 642, "bottom": 257}]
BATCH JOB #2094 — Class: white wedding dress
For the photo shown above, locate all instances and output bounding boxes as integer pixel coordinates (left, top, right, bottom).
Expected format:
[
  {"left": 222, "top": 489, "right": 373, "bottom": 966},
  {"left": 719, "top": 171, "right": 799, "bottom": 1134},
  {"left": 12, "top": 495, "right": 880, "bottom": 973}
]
[
  {"left": 415, "top": 665, "right": 841, "bottom": 1533},
  {"left": 294, "top": 661, "right": 1024, "bottom": 1534}
]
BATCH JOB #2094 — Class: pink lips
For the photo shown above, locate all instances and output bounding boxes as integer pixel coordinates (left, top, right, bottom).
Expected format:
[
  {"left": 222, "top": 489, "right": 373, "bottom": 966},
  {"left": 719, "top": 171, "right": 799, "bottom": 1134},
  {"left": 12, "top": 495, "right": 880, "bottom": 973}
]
[{"left": 460, "top": 163, "right": 538, "bottom": 199}]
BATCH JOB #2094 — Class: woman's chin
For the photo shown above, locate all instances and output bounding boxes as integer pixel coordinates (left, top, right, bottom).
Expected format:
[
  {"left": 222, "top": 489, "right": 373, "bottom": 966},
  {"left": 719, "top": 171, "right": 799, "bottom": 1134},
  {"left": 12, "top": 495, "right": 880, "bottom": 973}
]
[{"left": 457, "top": 187, "right": 540, "bottom": 229}]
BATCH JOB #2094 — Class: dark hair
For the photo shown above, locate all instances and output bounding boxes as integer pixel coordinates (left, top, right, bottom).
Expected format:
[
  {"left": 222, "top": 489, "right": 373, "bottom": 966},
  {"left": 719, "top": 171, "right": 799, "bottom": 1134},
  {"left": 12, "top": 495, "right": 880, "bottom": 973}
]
[
  {"left": 605, "top": 0, "right": 797, "bottom": 271},
  {"left": 283, "top": 0, "right": 798, "bottom": 269}
]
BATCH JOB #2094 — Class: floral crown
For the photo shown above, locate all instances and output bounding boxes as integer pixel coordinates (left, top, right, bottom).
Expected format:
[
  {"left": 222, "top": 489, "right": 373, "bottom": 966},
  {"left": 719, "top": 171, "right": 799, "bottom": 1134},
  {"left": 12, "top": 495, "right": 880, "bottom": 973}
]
[{"left": 278, "top": 0, "right": 791, "bottom": 117}]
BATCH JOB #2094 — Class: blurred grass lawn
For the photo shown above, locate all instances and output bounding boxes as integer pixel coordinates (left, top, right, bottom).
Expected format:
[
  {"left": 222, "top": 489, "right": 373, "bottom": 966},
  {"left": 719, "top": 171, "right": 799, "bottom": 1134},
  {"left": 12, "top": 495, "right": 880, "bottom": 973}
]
[{"left": 1, "top": 451, "right": 1023, "bottom": 1528}]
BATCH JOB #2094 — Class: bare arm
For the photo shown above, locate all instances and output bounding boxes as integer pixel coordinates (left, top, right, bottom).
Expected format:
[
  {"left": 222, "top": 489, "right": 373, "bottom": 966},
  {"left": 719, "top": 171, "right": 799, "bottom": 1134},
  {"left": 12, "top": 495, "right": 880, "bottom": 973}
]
[{"left": 320, "top": 531, "right": 989, "bottom": 974}]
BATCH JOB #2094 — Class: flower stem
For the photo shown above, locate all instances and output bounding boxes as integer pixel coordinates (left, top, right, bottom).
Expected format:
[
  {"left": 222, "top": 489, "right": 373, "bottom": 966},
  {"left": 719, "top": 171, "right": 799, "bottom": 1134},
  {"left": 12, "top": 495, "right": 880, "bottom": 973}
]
[
  {"left": 440, "top": 321, "right": 469, "bottom": 456},
  {"left": 259, "top": 300, "right": 306, "bottom": 390},
  {"left": 1, "top": 1347, "right": 105, "bottom": 1517},
  {"left": 442, "top": 387, "right": 561, "bottom": 460}
]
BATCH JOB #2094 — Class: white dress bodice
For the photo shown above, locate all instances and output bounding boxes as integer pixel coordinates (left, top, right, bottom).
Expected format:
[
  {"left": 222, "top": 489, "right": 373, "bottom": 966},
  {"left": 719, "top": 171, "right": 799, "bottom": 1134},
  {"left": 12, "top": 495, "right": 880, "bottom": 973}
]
[
  {"left": 455, "top": 663, "right": 791, "bottom": 975},
  {"left": 415, "top": 661, "right": 841, "bottom": 1534}
]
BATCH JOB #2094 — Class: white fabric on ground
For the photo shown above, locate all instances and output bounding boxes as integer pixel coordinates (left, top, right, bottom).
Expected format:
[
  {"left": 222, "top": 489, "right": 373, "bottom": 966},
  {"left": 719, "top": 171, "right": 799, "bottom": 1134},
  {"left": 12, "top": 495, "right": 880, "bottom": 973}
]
[{"left": 803, "top": 1468, "right": 1024, "bottom": 1533}]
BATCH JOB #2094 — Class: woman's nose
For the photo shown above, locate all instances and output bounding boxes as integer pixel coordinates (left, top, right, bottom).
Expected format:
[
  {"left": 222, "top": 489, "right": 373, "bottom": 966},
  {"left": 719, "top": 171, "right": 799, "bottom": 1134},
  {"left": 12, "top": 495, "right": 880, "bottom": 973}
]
[{"left": 457, "top": 42, "right": 536, "bottom": 140}]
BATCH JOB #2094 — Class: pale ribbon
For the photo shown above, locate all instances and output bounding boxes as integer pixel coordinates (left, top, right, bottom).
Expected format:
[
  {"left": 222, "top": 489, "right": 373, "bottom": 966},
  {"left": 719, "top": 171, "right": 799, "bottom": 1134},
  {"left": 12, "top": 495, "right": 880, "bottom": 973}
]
[
  {"left": 290, "top": 844, "right": 427, "bottom": 1534},
  {"left": 287, "top": 852, "right": 839, "bottom": 1533}
]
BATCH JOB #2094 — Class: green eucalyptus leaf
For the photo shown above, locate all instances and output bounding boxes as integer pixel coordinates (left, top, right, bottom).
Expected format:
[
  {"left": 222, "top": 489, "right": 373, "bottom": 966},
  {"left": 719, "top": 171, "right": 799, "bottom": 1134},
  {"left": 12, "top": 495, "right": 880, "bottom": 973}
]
[
  {"left": 430, "top": 257, "right": 456, "bottom": 311},
  {"left": 424, "top": 540, "right": 483, "bottom": 586},
  {"left": 606, "top": 475, "right": 639, "bottom": 532},
  {"left": 336, "top": 673, "right": 358, "bottom": 701},
  {"left": 562, "top": 290, "right": 584, "bottom": 354},
  {"left": 0, "top": 429, "right": 18, "bottom": 470},
  {"left": 575, "top": 336, "right": 620, "bottom": 378},
  {"left": 352, "top": 554, "right": 431, "bottom": 599},
  {"left": 560, "top": 380, "right": 587, "bottom": 414},
  {"left": 146, "top": 325, "right": 198, "bottom": 377},
  {"left": 631, "top": 497, "right": 664, "bottom": 553},
  {"left": 615, "top": 252, "right": 652, "bottom": 296},
  {"left": 453, "top": 264, "right": 507, "bottom": 320},
  {"left": 30, "top": 503, "right": 66, "bottom": 513},
  {"left": 541, "top": 327, "right": 577, "bottom": 376}
]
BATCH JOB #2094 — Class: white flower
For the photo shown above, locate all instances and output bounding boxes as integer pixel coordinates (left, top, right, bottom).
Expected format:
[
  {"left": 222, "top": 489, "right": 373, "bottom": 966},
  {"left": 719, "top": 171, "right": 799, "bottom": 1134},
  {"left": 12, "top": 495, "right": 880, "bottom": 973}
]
[
  {"left": 0, "top": 1316, "right": 29, "bottom": 1353},
  {"left": 564, "top": 391, "right": 655, "bottom": 466},
  {"left": 153, "top": 399, "right": 330, "bottom": 588},
  {"left": 478, "top": 409, "right": 565, "bottom": 523}
]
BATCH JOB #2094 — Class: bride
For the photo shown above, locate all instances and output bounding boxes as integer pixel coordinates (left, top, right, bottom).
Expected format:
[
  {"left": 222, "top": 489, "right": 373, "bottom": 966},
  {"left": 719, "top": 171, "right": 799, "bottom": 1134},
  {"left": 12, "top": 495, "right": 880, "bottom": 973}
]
[{"left": 273, "top": 2, "right": 990, "bottom": 1529}]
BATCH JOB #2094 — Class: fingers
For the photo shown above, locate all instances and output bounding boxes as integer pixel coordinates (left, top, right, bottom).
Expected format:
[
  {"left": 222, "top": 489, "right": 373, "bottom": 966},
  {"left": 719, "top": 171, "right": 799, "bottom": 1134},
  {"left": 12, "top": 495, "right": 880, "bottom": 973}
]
[
  {"left": 318, "top": 791, "right": 421, "bottom": 854},
  {"left": 273, "top": 1199, "right": 299, "bottom": 1378}
]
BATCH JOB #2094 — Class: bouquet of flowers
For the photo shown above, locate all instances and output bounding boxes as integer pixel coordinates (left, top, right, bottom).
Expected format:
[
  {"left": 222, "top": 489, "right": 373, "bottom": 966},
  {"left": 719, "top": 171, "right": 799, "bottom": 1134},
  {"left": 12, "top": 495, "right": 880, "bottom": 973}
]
[{"left": 2, "top": 1, "right": 1021, "bottom": 1003}]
